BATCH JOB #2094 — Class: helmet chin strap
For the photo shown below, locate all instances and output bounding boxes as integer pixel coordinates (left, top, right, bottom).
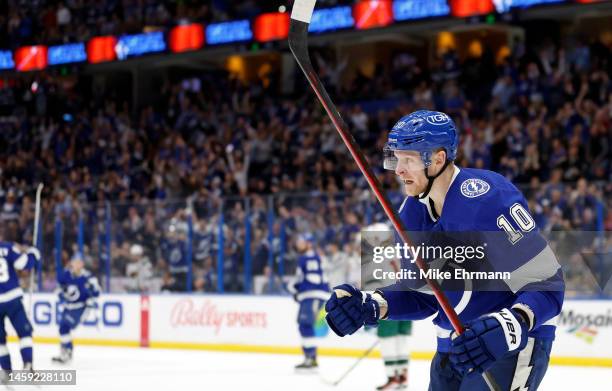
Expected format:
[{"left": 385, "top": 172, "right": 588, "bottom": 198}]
[{"left": 415, "top": 159, "right": 451, "bottom": 200}]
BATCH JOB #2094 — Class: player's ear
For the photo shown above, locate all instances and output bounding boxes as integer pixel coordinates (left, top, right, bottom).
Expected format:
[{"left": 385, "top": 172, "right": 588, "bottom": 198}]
[{"left": 434, "top": 149, "right": 446, "bottom": 168}]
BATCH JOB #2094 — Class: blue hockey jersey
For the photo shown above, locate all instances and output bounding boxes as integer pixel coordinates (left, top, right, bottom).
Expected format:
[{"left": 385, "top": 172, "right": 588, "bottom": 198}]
[
  {"left": 380, "top": 167, "right": 565, "bottom": 352},
  {"left": 58, "top": 269, "right": 100, "bottom": 309},
  {"left": 161, "top": 239, "right": 188, "bottom": 274},
  {"left": 0, "top": 242, "right": 38, "bottom": 303},
  {"left": 292, "top": 250, "right": 330, "bottom": 301}
]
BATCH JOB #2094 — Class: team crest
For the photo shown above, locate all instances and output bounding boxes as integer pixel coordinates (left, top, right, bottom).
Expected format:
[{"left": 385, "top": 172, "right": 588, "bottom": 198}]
[{"left": 460, "top": 178, "right": 490, "bottom": 198}]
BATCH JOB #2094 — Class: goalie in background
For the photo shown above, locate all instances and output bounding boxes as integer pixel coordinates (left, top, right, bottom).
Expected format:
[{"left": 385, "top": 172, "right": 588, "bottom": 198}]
[
  {"left": 53, "top": 252, "right": 100, "bottom": 364},
  {"left": 288, "top": 233, "right": 330, "bottom": 372}
]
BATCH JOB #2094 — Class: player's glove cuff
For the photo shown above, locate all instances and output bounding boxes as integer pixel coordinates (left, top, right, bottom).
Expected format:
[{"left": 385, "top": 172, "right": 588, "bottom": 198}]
[
  {"left": 488, "top": 308, "right": 528, "bottom": 352},
  {"left": 511, "top": 303, "right": 535, "bottom": 331},
  {"left": 373, "top": 290, "right": 389, "bottom": 320}
]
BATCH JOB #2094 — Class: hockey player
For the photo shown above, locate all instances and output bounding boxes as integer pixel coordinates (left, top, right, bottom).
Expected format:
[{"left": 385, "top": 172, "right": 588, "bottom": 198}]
[
  {"left": 0, "top": 242, "right": 39, "bottom": 372},
  {"left": 289, "top": 234, "right": 330, "bottom": 372},
  {"left": 362, "top": 223, "right": 412, "bottom": 390},
  {"left": 325, "top": 110, "right": 564, "bottom": 390},
  {"left": 53, "top": 253, "right": 100, "bottom": 364},
  {"left": 376, "top": 320, "right": 411, "bottom": 390}
]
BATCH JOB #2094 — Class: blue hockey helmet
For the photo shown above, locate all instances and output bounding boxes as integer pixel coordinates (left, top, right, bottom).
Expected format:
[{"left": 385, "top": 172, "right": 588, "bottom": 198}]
[
  {"left": 383, "top": 110, "right": 458, "bottom": 171},
  {"left": 297, "top": 232, "right": 315, "bottom": 244},
  {"left": 296, "top": 232, "right": 315, "bottom": 252}
]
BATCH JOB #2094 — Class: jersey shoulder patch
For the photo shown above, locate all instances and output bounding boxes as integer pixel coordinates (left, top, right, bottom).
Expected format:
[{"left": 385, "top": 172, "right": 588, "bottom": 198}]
[{"left": 459, "top": 178, "right": 490, "bottom": 198}]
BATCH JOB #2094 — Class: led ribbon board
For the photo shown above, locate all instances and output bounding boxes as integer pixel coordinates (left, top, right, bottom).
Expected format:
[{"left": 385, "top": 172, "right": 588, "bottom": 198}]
[
  {"left": 206, "top": 20, "right": 253, "bottom": 45},
  {"left": 115, "top": 31, "right": 166, "bottom": 60},
  {"left": 87, "top": 36, "right": 118, "bottom": 64},
  {"left": 48, "top": 43, "right": 87, "bottom": 66},
  {"left": 253, "top": 13, "right": 290, "bottom": 42},
  {"left": 393, "top": 0, "right": 450, "bottom": 21},
  {"left": 15, "top": 46, "right": 48, "bottom": 72},
  {"left": 169, "top": 24, "right": 205, "bottom": 53},
  {"left": 449, "top": 0, "right": 495, "bottom": 17},
  {"left": 0, "top": 50, "right": 14, "bottom": 70},
  {"left": 492, "top": 0, "right": 566, "bottom": 12},
  {"left": 308, "top": 6, "right": 354, "bottom": 33},
  {"left": 353, "top": 0, "right": 394, "bottom": 30}
]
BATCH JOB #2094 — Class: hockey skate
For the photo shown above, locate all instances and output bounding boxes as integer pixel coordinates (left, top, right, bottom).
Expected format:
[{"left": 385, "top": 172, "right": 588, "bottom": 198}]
[
  {"left": 52, "top": 348, "right": 72, "bottom": 364},
  {"left": 376, "top": 375, "right": 399, "bottom": 390},
  {"left": 396, "top": 369, "right": 408, "bottom": 389},
  {"left": 294, "top": 357, "right": 318, "bottom": 373}
]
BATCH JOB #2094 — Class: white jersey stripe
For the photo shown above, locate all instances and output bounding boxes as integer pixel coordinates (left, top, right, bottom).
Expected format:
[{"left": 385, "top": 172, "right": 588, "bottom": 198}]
[
  {"left": 510, "top": 337, "right": 536, "bottom": 391},
  {"left": 0, "top": 287, "right": 23, "bottom": 303},
  {"left": 19, "top": 337, "right": 33, "bottom": 349},
  {"left": 14, "top": 254, "right": 28, "bottom": 270},
  {"left": 60, "top": 334, "right": 72, "bottom": 343},
  {"left": 301, "top": 337, "right": 318, "bottom": 348}
]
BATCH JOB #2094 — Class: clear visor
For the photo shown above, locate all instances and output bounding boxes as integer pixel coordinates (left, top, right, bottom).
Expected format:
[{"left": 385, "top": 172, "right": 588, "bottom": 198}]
[{"left": 383, "top": 147, "right": 426, "bottom": 172}]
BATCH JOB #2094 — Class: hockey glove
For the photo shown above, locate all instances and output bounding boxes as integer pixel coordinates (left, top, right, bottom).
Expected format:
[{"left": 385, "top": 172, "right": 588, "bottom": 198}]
[
  {"left": 324, "top": 284, "right": 380, "bottom": 337},
  {"left": 27, "top": 247, "right": 41, "bottom": 261},
  {"left": 449, "top": 308, "right": 529, "bottom": 375}
]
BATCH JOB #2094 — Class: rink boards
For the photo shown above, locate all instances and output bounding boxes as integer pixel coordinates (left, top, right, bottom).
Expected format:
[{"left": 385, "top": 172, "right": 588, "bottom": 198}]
[{"left": 7, "top": 293, "right": 612, "bottom": 367}]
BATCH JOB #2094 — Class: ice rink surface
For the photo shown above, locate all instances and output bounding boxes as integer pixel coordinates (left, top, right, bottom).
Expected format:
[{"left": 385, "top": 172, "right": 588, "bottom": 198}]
[{"left": 5, "top": 343, "right": 611, "bottom": 390}]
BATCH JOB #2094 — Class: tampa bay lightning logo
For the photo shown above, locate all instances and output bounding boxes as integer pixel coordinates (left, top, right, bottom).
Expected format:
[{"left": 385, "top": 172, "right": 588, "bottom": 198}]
[
  {"left": 426, "top": 113, "right": 451, "bottom": 126},
  {"left": 64, "top": 285, "right": 81, "bottom": 301},
  {"left": 460, "top": 178, "right": 490, "bottom": 198},
  {"left": 170, "top": 248, "right": 182, "bottom": 263}
]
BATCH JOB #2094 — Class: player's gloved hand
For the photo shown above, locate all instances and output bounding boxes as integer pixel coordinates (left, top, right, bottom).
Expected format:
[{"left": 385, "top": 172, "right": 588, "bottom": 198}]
[
  {"left": 85, "top": 298, "right": 97, "bottom": 309},
  {"left": 449, "top": 308, "right": 529, "bottom": 375},
  {"left": 27, "top": 247, "right": 41, "bottom": 261},
  {"left": 325, "top": 284, "right": 380, "bottom": 337}
]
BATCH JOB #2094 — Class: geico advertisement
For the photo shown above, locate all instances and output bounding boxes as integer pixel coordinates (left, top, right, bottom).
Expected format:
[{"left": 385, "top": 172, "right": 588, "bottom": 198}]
[
  {"left": 8, "top": 294, "right": 140, "bottom": 341},
  {"left": 551, "top": 300, "right": 612, "bottom": 358}
]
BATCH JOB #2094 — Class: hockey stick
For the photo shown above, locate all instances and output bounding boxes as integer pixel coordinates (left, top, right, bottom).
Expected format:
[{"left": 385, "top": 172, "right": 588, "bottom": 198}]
[
  {"left": 288, "top": 2, "right": 500, "bottom": 390},
  {"left": 320, "top": 340, "right": 379, "bottom": 387},
  {"left": 28, "top": 183, "right": 44, "bottom": 317}
]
